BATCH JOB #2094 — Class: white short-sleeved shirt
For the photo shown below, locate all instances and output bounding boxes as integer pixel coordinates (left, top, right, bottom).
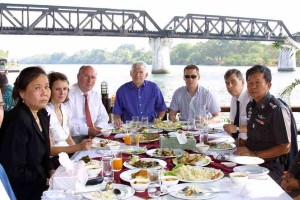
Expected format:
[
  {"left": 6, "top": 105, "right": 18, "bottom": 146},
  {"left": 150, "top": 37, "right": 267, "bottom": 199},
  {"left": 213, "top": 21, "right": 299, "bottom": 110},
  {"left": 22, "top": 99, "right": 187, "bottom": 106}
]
[
  {"left": 170, "top": 84, "right": 221, "bottom": 121},
  {"left": 46, "top": 103, "right": 70, "bottom": 146}
]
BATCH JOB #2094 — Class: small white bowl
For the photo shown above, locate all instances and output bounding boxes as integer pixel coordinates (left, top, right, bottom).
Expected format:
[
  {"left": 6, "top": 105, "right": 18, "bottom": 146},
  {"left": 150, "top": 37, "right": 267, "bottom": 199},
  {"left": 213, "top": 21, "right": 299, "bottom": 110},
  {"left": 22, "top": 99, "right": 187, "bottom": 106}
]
[
  {"left": 161, "top": 176, "right": 179, "bottom": 187},
  {"left": 221, "top": 162, "right": 237, "bottom": 168},
  {"left": 101, "top": 130, "right": 112, "bottom": 137},
  {"left": 87, "top": 167, "right": 102, "bottom": 178},
  {"left": 130, "top": 178, "right": 150, "bottom": 192},
  {"left": 229, "top": 172, "right": 248, "bottom": 185},
  {"left": 196, "top": 143, "right": 210, "bottom": 153}
]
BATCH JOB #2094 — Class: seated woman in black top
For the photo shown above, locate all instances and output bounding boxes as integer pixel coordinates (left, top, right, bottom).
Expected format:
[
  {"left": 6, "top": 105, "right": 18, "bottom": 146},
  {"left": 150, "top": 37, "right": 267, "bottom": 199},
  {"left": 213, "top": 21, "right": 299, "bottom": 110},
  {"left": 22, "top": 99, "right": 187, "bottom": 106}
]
[{"left": 0, "top": 66, "right": 55, "bottom": 200}]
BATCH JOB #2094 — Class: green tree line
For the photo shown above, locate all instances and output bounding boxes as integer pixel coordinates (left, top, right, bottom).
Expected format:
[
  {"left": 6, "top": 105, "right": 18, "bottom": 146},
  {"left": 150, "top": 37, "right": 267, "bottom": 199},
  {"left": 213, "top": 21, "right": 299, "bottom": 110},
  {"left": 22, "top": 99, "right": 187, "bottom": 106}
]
[{"left": 16, "top": 40, "right": 300, "bottom": 66}]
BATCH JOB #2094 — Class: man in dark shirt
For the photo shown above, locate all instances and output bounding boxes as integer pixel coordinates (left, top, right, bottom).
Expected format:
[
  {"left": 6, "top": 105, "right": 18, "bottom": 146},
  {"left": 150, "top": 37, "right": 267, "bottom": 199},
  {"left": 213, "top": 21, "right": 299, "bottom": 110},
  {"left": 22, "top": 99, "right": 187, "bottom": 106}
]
[{"left": 235, "top": 64, "right": 291, "bottom": 182}]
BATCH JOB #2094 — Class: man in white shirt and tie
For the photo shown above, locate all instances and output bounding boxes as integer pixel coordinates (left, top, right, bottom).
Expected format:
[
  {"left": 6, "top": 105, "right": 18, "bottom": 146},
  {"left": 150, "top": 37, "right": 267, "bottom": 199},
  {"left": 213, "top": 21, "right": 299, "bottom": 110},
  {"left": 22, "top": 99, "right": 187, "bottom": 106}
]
[
  {"left": 66, "top": 65, "right": 109, "bottom": 143},
  {"left": 223, "top": 69, "right": 251, "bottom": 140}
]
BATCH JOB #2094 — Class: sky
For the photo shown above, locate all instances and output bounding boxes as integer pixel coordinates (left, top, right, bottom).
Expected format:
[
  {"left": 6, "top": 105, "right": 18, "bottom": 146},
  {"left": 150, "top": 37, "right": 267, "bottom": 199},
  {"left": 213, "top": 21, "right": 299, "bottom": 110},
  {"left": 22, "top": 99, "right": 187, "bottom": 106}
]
[{"left": 0, "top": 0, "right": 299, "bottom": 59}]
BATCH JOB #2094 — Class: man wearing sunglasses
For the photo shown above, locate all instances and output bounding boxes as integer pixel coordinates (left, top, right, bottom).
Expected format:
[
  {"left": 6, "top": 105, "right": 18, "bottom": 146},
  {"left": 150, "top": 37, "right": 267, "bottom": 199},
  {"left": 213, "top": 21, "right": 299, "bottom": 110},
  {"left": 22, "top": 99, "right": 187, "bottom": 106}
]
[{"left": 169, "top": 64, "right": 221, "bottom": 123}]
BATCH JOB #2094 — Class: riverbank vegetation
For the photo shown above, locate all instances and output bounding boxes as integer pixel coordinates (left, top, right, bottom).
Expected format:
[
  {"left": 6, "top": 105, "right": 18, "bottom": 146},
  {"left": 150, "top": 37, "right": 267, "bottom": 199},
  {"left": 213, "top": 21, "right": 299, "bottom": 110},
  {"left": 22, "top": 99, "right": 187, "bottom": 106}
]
[{"left": 14, "top": 40, "right": 300, "bottom": 66}]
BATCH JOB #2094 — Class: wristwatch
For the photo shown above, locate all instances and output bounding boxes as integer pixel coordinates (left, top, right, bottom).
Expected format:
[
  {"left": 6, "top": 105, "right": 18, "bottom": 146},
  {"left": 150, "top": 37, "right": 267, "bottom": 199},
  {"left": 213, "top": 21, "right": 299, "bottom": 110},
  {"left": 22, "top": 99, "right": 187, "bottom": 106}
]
[{"left": 236, "top": 126, "right": 240, "bottom": 133}]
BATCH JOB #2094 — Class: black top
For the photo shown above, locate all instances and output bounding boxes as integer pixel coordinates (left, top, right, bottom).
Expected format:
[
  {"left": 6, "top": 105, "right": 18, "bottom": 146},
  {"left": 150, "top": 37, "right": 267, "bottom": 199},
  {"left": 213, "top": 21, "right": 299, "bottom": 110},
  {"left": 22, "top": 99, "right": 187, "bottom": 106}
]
[
  {"left": 0, "top": 102, "right": 53, "bottom": 200},
  {"left": 246, "top": 92, "right": 289, "bottom": 151}
]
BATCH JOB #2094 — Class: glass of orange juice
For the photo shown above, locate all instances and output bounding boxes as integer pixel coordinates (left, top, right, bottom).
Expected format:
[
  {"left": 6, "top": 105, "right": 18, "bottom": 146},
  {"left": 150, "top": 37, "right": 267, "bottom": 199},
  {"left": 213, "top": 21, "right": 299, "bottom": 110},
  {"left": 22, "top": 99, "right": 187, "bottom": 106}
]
[
  {"left": 124, "top": 133, "right": 131, "bottom": 145},
  {"left": 112, "top": 150, "right": 123, "bottom": 172}
]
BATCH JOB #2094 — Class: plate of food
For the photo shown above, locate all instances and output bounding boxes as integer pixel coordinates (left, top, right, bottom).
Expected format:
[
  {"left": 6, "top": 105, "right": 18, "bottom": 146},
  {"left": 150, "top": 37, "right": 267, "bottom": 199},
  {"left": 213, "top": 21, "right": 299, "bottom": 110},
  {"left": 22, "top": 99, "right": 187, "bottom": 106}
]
[
  {"left": 229, "top": 156, "right": 264, "bottom": 165},
  {"left": 233, "top": 165, "right": 269, "bottom": 177},
  {"left": 153, "top": 120, "right": 181, "bottom": 130},
  {"left": 146, "top": 148, "right": 186, "bottom": 158},
  {"left": 208, "top": 128, "right": 224, "bottom": 134},
  {"left": 139, "top": 133, "right": 160, "bottom": 143},
  {"left": 82, "top": 183, "right": 134, "bottom": 200},
  {"left": 205, "top": 141, "right": 236, "bottom": 150},
  {"left": 123, "top": 155, "right": 166, "bottom": 169},
  {"left": 92, "top": 139, "right": 120, "bottom": 149},
  {"left": 120, "top": 169, "right": 153, "bottom": 182},
  {"left": 168, "top": 183, "right": 223, "bottom": 199},
  {"left": 123, "top": 147, "right": 147, "bottom": 155},
  {"left": 165, "top": 165, "right": 224, "bottom": 183},
  {"left": 111, "top": 127, "right": 126, "bottom": 134},
  {"left": 172, "top": 153, "right": 211, "bottom": 167}
]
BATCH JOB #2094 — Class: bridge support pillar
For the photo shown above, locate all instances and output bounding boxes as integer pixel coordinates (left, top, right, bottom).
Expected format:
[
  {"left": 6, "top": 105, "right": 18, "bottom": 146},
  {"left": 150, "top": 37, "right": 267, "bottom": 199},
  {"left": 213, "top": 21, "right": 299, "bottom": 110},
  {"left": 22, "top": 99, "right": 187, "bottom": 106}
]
[
  {"left": 149, "top": 37, "right": 172, "bottom": 74},
  {"left": 278, "top": 48, "right": 296, "bottom": 71}
]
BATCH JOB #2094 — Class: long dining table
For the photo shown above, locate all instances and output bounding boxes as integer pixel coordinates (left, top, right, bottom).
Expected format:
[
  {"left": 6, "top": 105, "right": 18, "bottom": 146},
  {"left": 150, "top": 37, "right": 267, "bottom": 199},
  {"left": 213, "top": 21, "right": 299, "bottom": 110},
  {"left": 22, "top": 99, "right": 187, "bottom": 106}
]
[{"left": 69, "top": 126, "right": 293, "bottom": 200}]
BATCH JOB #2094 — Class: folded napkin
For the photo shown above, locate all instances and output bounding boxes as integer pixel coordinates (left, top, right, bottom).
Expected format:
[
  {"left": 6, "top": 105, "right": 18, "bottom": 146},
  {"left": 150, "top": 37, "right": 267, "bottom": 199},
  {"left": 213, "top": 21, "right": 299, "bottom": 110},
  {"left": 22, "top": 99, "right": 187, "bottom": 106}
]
[
  {"left": 114, "top": 133, "right": 125, "bottom": 139},
  {"left": 42, "top": 190, "right": 65, "bottom": 199},
  {"left": 176, "top": 132, "right": 187, "bottom": 144},
  {"left": 209, "top": 161, "right": 233, "bottom": 174}
]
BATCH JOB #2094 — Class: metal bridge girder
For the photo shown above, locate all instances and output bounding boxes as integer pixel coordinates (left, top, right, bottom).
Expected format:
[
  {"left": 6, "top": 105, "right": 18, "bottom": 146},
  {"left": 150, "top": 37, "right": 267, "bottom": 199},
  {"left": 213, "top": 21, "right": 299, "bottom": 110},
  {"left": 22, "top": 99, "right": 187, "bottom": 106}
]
[
  {"left": 0, "top": 3, "right": 162, "bottom": 37},
  {"left": 0, "top": 3, "right": 297, "bottom": 42}
]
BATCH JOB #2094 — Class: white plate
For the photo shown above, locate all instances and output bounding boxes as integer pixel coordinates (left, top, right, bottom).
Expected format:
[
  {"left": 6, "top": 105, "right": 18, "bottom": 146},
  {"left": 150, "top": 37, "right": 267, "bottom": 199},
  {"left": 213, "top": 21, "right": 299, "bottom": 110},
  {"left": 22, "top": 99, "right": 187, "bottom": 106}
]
[
  {"left": 146, "top": 148, "right": 186, "bottom": 158},
  {"left": 123, "top": 158, "right": 167, "bottom": 169},
  {"left": 233, "top": 165, "right": 270, "bottom": 177},
  {"left": 92, "top": 140, "right": 120, "bottom": 149},
  {"left": 175, "top": 166, "right": 224, "bottom": 183},
  {"left": 82, "top": 183, "right": 134, "bottom": 200},
  {"left": 168, "top": 183, "right": 220, "bottom": 199},
  {"left": 85, "top": 160, "right": 102, "bottom": 169},
  {"left": 229, "top": 156, "right": 264, "bottom": 165},
  {"left": 120, "top": 168, "right": 155, "bottom": 182},
  {"left": 149, "top": 128, "right": 163, "bottom": 133},
  {"left": 173, "top": 155, "right": 211, "bottom": 167},
  {"left": 123, "top": 147, "right": 147, "bottom": 155},
  {"left": 208, "top": 142, "right": 236, "bottom": 151}
]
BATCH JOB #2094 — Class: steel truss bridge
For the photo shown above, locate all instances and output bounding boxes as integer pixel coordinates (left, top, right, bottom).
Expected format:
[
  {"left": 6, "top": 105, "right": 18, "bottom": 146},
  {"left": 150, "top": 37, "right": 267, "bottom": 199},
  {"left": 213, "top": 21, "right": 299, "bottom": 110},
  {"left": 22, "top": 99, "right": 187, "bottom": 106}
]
[{"left": 0, "top": 3, "right": 298, "bottom": 42}]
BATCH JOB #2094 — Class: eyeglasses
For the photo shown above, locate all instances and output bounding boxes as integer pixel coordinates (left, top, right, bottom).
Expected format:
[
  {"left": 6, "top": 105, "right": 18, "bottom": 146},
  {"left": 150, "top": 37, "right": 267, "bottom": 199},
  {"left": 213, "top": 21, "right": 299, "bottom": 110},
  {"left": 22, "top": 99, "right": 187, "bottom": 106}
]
[{"left": 184, "top": 75, "right": 198, "bottom": 79}]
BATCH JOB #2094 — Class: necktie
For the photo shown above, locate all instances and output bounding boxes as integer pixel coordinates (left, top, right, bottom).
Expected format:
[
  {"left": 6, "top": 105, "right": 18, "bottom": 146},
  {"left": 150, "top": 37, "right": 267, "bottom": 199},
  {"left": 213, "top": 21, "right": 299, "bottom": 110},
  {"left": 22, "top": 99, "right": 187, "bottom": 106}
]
[
  {"left": 233, "top": 100, "right": 240, "bottom": 139},
  {"left": 84, "top": 94, "right": 93, "bottom": 127}
]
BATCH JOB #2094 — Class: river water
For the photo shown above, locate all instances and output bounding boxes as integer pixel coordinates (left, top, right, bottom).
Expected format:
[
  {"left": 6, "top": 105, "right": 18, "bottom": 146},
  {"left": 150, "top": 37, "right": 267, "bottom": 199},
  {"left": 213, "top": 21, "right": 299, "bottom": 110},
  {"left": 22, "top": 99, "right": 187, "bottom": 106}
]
[{"left": 6, "top": 64, "right": 300, "bottom": 107}]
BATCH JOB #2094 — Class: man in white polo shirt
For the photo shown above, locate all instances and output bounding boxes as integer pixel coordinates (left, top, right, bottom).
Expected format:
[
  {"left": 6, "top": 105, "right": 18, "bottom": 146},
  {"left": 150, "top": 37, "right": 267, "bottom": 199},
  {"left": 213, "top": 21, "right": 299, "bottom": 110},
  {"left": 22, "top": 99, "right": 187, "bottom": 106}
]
[{"left": 169, "top": 64, "right": 221, "bottom": 124}]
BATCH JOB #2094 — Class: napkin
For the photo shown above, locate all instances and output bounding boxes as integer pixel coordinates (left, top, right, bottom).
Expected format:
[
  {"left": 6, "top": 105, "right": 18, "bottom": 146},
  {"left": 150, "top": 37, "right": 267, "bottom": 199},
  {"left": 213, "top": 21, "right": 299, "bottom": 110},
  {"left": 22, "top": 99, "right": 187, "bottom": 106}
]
[
  {"left": 114, "top": 133, "right": 125, "bottom": 139},
  {"left": 58, "top": 152, "right": 74, "bottom": 171},
  {"left": 43, "top": 190, "right": 65, "bottom": 199},
  {"left": 176, "top": 132, "right": 187, "bottom": 144}
]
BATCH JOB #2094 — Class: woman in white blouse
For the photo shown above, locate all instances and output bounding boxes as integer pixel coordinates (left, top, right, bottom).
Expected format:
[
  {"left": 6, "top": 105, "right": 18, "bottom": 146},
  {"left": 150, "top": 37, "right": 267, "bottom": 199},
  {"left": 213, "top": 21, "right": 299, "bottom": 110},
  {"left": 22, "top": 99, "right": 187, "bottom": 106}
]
[{"left": 46, "top": 72, "right": 92, "bottom": 162}]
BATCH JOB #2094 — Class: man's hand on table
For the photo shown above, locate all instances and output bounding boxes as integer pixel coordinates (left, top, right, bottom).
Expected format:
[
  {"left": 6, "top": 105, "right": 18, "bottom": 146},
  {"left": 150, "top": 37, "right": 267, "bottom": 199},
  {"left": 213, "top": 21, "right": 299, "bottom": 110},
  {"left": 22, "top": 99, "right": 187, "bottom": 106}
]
[
  {"left": 234, "top": 147, "right": 256, "bottom": 156},
  {"left": 223, "top": 123, "right": 237, "bottom": 134},
  {"left": 88, "top": 126, "right": 102, "bottom": 138},
  {"left": 114, "top": 118, "right": 123, "bottom": 127},
  {"left": 80, "top": 138, "right": 93, "bottom": 150}
]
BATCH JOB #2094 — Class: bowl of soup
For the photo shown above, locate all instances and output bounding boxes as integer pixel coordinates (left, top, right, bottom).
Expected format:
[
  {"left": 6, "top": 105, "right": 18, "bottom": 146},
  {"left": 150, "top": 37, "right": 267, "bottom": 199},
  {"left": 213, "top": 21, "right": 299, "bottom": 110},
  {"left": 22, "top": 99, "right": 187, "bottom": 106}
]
[
  {"left": 229, "top": 172, "right": 248, "bottom": 185},
  {"left": 130, "top": 178, "right": 150, "bottom": 192},
  {"left": 161, "top": 176, "right": 179, "bottom": 187}
]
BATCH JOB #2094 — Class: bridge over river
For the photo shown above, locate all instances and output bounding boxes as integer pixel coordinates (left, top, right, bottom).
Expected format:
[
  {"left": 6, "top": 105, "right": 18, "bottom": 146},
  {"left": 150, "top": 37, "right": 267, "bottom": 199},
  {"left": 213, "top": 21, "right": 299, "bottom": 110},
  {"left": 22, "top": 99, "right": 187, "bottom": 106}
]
[{"left": 0, "top": 3, "right": 299, "bottom": 72}]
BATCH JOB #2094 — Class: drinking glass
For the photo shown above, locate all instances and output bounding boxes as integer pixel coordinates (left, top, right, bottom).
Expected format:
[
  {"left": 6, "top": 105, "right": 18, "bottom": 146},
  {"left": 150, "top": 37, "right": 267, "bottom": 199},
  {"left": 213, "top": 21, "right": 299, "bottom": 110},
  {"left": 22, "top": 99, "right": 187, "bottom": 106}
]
[
  {"left": 141, "top": 116, "right": 148, "bottom": 128},
  {"left": 124, "top": 133, "right": 131, "bottom": 145},
  {"left": 102, "top": 152, "right": 113, "bottom": 182},
  {"left": 125, "top": 120, "right": 131, "bottom": 133},
  {"left": 187, "top": 118, "right": 195, "bottom": 131},
  {"left": 130, "top": 132, "right": 139, "bottom": 147},
  {"left": 131, "top": 117, "right": 139, "bottom": 133},
  {"left": 148, "top": 169, "right": 162, "bottom": 198},
  {"left": 195, "top": 117, "right": 205, "bottom": 138},
  {"left": 112, "top": 150, "right": 123, "bottom": 172}
]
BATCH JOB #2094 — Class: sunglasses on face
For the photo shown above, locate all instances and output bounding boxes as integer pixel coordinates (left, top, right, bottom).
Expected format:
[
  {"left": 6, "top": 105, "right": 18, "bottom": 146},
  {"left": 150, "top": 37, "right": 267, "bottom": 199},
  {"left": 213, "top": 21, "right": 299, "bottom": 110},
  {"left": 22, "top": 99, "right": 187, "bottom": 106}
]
[{"left": 184, "top": 75, "right": 198, "bottom": 79}]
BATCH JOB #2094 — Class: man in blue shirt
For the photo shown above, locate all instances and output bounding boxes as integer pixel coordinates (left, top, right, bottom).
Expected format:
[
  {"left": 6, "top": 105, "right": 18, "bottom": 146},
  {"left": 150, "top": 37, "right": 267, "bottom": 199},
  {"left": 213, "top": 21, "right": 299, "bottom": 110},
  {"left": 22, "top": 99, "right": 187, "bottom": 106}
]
[{"left": 113, "top": 61, "right": 167, "bottom": 126}]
